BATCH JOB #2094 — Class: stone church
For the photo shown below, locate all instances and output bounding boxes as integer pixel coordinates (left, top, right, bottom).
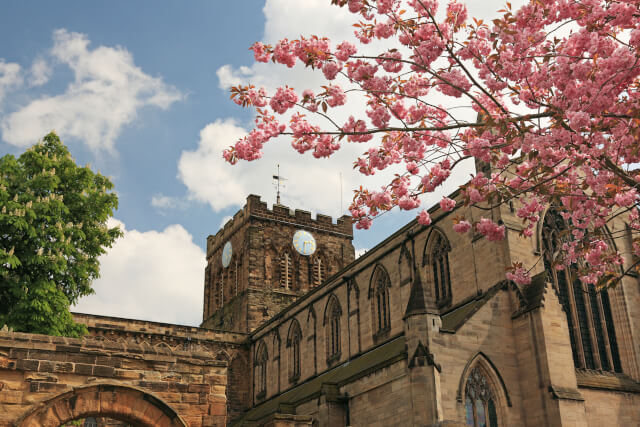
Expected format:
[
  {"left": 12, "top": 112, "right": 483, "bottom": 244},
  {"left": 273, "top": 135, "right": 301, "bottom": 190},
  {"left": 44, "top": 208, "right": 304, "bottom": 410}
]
[{"left": 1, "top": 188, "right": 640, "bottom": 426}]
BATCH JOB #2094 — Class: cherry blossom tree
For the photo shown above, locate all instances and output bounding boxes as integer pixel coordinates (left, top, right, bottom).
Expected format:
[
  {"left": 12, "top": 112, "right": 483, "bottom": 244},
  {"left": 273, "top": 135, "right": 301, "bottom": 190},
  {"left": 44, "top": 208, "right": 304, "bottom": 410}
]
[{"left": 224, "top": 0, "right": 640, "bottom": 286}]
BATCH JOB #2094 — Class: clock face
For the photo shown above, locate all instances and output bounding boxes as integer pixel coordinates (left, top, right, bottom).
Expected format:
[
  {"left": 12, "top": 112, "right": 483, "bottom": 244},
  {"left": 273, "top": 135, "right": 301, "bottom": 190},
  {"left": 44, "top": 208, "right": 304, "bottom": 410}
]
[
  {"left": 292, "top": 230, "right": 316, "bottom": 256},
  {"left": 222, "top": 241, "right": 232, "bottom": 268}
]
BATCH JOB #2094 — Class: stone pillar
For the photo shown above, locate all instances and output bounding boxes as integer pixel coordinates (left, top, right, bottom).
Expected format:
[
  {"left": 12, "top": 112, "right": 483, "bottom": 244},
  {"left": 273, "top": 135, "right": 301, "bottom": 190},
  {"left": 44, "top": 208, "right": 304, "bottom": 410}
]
[
  {"left": 403, "top": 267, "right": 443, "bottom": 426},
  {"left": 513, "top": 281, "right": 588, "bottom": 426},
  {"left": 317, "top": 383, "right": 347, "bottom": 427}
]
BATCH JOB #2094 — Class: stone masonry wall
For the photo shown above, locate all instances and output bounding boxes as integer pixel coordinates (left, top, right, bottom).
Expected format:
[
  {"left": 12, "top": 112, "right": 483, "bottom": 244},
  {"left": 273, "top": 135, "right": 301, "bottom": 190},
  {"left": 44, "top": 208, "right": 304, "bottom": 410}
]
[{"left": 0, "top": 331, "right": 227, "bottom": 427}]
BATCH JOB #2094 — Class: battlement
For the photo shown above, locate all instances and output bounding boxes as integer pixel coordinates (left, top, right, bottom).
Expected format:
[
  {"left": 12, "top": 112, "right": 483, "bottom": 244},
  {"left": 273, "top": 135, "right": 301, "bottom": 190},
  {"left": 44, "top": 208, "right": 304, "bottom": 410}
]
[{"left": 207, "top": 194, "right": 353, "bottom": 257}]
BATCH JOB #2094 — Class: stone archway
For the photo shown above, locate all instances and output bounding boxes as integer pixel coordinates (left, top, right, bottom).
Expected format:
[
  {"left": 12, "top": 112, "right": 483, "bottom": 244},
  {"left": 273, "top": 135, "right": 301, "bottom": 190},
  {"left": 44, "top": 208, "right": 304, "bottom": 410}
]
[{"left": 16, "top": 384, "right": 187, "bottom": 427}]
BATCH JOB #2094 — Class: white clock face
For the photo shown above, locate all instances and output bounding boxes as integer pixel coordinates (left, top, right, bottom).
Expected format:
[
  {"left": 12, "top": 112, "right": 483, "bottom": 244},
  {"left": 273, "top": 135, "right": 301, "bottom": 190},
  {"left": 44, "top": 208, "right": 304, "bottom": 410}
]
[
  {"left": 222, "top": 241, "right": 232, "bottom": 268},
  {"left": 292, "top": 230, "right": 316, "bottom": 256}
]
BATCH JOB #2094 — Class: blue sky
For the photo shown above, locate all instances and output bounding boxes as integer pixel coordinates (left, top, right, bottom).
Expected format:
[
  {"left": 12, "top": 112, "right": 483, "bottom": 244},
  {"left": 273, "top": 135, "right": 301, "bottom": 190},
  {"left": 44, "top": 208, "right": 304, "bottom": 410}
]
[{"left": 0, "top": 0, "right": 516, "bottom": 326}]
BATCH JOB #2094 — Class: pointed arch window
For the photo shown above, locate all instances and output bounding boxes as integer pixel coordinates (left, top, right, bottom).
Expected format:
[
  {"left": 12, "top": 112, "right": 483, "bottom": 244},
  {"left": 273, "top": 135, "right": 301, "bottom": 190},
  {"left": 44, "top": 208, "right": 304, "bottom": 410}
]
[
  {"left": 370, "top": 265, "right": 391, "bottom": 338},
  {"left": 325, "top": 296, "right": 342, "bottom": 364},
  {"left": 425, "top": 230, "right": 452, "bottom": 307},
  {"left": 312, "top": 255, "right": 326, "bottom": 287},
  {"left": 464, "top": 366, "right": 498, "bottom": 427},
  {"left": 279, "top": 251, "right": 293, "bottom": 289},
  {"left": 255, "top": 342, "right": 268, "bottom": 399},
  {"left": 287, "top": 319, "right": 302, "bottom": 382},
  {"left": 399, "top": 245, "right": 412, "bottom": 286},
  {"left": 542, "top": 210, "right": 622, "bottom": 372}
]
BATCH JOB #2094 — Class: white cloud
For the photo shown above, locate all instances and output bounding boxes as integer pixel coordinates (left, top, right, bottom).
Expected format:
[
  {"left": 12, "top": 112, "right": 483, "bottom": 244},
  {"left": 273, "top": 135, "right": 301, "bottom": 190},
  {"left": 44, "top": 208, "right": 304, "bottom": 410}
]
[
  {"left": 28, "top": 57, "right": 51, "bottom": 86},
  {"left": 73, "top": 218, "right": 205, "bottom": 326},
  {"left": 150, "top": 194, "right": 189, "bottom": 211},
  {"left": 1, "top": 29, "right": 183, "bottom": 151},
  {"left": 0, "top": 60, "right": 23, "bottom": 103}
]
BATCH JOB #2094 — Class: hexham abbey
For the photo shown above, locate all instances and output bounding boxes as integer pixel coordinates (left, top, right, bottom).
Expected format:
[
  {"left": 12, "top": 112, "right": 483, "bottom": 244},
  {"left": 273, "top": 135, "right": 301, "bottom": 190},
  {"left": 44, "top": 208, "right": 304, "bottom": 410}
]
[{"left": 2, "top": 184, "right": 640, "bottom": 426}]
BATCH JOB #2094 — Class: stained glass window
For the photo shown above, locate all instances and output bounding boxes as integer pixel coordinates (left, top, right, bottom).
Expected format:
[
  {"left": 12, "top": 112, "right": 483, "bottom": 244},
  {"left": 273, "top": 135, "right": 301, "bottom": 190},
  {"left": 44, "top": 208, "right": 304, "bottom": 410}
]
[{"left": 464, "top": 367, "right": 498, "bottom": 427}]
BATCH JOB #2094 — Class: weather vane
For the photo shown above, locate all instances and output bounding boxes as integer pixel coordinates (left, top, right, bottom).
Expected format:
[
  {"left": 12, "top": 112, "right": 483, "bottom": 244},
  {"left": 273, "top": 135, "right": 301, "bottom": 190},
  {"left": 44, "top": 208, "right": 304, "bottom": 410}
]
[{"left": 273, "top": 164, "right": 287, "bottom": 205}]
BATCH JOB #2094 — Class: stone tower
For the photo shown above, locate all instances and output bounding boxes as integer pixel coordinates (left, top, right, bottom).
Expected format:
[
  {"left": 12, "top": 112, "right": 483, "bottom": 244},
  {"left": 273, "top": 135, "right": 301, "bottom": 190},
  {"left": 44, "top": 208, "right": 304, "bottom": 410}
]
[{"left": 201, "top": 195, "right": 355, "bottom": 333}]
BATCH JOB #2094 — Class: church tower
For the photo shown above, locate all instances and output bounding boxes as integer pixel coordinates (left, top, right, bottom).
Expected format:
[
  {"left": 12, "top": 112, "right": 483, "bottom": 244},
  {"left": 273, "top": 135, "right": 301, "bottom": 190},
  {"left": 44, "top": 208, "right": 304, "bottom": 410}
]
[{"left": 201, "top": 195, "right": 355, "bottom": 333}]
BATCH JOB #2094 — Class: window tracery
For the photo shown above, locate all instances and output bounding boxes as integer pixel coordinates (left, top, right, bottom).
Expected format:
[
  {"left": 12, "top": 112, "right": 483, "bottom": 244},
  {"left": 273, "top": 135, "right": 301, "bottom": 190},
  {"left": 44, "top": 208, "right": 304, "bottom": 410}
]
[
  {"left": 542, "top": 210, "right": 622, "bottom": 372},
  {"left": 464, "top": 366, "right": 498, "bottom": 427}
]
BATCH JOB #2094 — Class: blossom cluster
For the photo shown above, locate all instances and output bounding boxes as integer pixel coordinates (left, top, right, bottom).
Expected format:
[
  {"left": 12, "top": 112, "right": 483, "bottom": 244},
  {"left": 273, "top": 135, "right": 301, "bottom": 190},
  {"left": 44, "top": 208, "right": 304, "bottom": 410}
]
[{"left": 225, "top": 0, "right": 640, "bottom": 286}]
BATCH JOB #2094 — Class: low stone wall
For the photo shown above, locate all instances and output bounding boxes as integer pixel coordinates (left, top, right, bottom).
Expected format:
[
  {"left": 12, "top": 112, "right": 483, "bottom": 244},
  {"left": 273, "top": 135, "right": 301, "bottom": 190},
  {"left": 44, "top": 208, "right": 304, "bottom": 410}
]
[{"left": 0, "top": 331, "right": 228, "bottom": 426}]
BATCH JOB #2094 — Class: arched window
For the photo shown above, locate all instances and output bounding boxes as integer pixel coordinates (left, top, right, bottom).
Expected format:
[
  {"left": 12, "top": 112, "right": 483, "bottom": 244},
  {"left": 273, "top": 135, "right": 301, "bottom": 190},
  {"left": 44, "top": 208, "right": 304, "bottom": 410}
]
[
  {"left": 399, "top": 244, "right": 412, "bottom": 286},
  {"left": 287, "top": 319, "right": 302, "bottom": 382},
  {"left": 370, "top": 265, "right": 391, "bottom": 337},
  {"left": 424, "top": 229, "right": 452, "bottom": 307},
  {"left": 324, "top": 295, "right": 342, "bottom": 364},
  {"left": 255, "top": 342, "right": 268, "bottom": 398},
  {"left": 312, "top": 254, "right": 326, "bottom": 287},
  {"left": 542, "top": 210, "right": 622, "bottom": 372},
  {"left": 464, "top": 366, "right": 498, "bottom": 427},
  {"left": 279, "top": 251, "right": 293, "bottom": 289}
]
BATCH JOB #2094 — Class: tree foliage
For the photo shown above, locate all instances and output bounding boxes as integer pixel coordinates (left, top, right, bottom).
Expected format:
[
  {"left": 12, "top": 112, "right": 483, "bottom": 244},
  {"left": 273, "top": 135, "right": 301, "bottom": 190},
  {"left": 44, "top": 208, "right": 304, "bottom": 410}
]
[
  {"left": 226, "top": 0, "right": 640, "bottom": 286},
  {"left": 0, "top": 132, "right": 121, "bottom": 337}
]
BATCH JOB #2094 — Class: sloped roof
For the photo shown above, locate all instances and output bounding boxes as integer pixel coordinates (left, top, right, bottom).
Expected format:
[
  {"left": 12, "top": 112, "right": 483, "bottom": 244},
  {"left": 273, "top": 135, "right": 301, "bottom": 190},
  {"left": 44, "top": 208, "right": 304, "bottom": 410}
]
[
  {"left": 233, "top": 335, "right": 406, "bottom": 425},
  {"left": 576, "top": 369, "right": 640, "bottom": 393},
  {"left": 440, "top": 283, "right": 506, "bottom": 333}
]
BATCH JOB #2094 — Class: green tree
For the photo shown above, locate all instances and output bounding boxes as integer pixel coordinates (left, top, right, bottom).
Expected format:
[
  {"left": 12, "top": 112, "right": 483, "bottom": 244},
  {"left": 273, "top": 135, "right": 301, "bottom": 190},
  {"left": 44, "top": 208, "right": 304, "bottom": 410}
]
[{"left": 0, "top": 132, "right": 121, "bottom": 337}]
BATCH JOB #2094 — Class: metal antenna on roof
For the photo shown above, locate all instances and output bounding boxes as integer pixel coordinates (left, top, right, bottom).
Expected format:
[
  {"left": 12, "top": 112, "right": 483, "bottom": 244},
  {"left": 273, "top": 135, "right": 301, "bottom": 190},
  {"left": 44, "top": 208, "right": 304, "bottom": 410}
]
[{"left": 273, "top": 164, "right": 287, "bottom": 205}]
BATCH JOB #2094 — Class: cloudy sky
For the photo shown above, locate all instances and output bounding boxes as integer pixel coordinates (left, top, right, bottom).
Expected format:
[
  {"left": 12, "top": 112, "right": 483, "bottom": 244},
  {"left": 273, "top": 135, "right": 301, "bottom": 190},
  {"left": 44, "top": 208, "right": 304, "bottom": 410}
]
[{"left": 1, "top": 0, "right": 523, "bottom": 326}]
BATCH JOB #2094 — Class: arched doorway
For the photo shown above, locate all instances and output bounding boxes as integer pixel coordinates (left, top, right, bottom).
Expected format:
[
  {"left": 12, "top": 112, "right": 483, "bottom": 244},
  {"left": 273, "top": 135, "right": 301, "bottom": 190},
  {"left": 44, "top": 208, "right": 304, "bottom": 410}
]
[{"left": 17, "top": 384, "right": 187, "bottom": 427}]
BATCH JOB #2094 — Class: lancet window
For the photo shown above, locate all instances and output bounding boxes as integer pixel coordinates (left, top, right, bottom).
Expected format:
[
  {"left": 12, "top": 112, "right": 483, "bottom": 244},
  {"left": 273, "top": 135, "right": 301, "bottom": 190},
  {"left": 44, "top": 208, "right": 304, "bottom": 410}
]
[
  {"left": 287, "top": 319, "right": 302, "bottom": 382},
  {"left": 542, "top": 210, "right": 622, "bottom": 372},
  {"left": 325, "top": 296, "right": 342, "bottom": 362},
  {"left": 255, "top": 342, "right": 268, "bottom": 398},
  {"left": 371, "top": 265, "right": 391, "bottom": 335},
  {"left": 425, "top": 230, "right": 452, "bottom": 306},
  {"left": 464, "top": 367, "right": 498, "bottom": 427}
]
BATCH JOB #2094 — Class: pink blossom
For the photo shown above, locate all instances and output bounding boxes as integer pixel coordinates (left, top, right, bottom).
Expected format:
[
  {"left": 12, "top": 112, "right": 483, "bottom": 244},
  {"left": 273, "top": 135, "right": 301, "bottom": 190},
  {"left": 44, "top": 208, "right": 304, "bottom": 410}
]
[
  {"left": 335, "top": 42, "right": 357, "bottom": 61},
  {"left": 437, "top": 69, "right": 472, "bottom": 98},
  {"left": 417, "top": 210, "right": 432, "bottom": 226},
  {"left": 378, "top": 50, "right": 403, "bottom": 73},
  {"left": 614, "top": 190, "right": 637, "bottom": 207},
  {"left": 273, "top": 39, "right": 296, "bottom": 68},
  {"left": 506, "top": 267, "right": 531, "bottom": 285},
  {"left": 376, "top": 0, "right": 396, "bottom": 14},
  {"left": 406, "top": 161, "right": 419, "bottom": 174},
  {"left": 398, "top": 195, "right": 420, "bottom": 210},
  {"left": 322, "top": 62, "right": 341, "bottom": 80},
  {"left": 251, "top": 42, "right": 271, "bottom": 62},
  {"left": 446, "top": 1, "right": 468, "bottom": 29},
  {"left": 453, "top": 220, "right": 471, "bottom": 233},
  {"left": 439, "top": 197, "right": 456, "bottom": 212},
  {"left": 326, "top": 85, "right": 347, "bottom": 107},
  {"left": 476, "top": 218, "right": 505, "bottom": 241},
  {"left": 366, "top": 104, "right": 391, "bottom": 128},
  {"left": 348, "top": 0, "right": 364, "bottom": 13},
  {"left": 374, "top": 23, "right": 394, "bottom": 39},
  {"left": 270, "top": 87, "right": 299, "bottom": 114}
]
